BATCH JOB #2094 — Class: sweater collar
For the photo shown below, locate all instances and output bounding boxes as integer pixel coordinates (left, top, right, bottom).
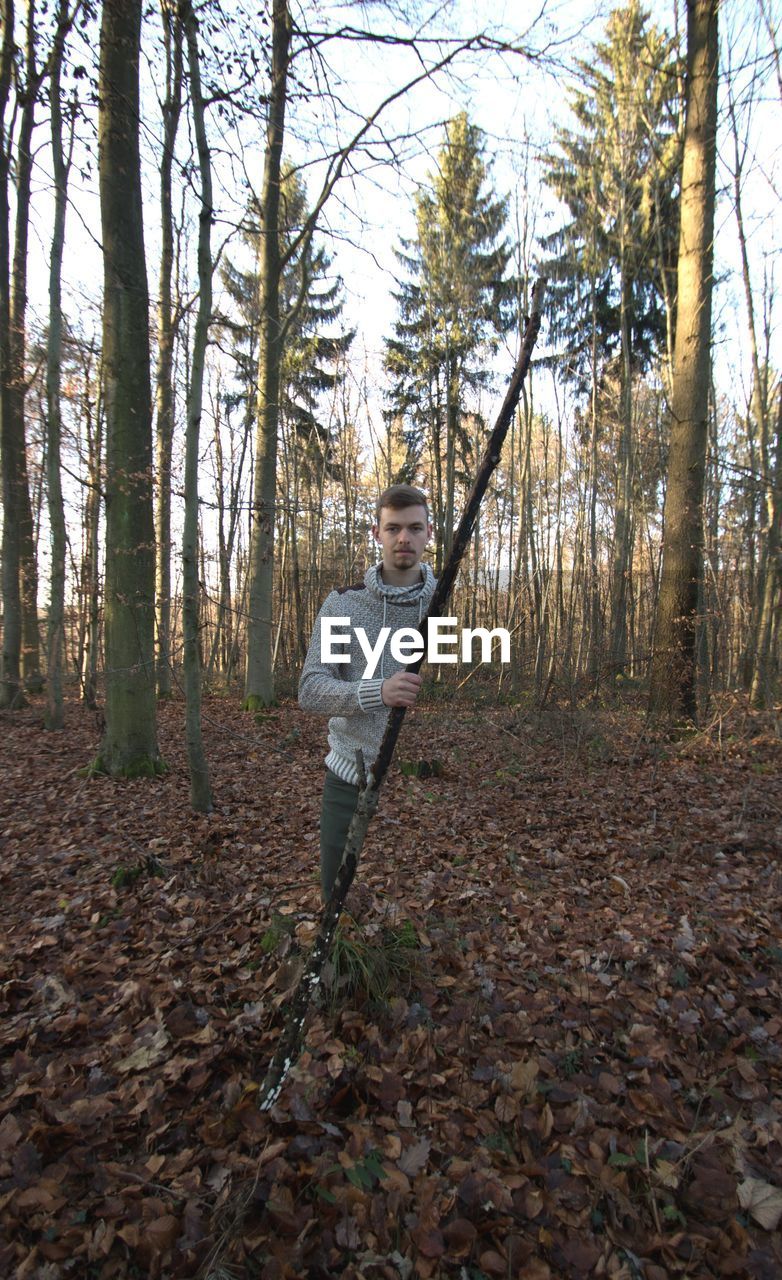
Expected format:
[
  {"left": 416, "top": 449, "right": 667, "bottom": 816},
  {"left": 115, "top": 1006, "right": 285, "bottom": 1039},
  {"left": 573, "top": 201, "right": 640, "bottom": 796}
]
[{"left": 364, "top": 561, "right": 435, "bottom": 607}]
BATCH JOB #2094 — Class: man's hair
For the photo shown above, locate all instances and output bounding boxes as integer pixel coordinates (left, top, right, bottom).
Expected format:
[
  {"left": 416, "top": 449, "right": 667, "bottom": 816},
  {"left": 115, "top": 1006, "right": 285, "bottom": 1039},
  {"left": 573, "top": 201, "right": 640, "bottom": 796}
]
[{"left": 376, "top": 484, "right": 428, "bottom": 522}]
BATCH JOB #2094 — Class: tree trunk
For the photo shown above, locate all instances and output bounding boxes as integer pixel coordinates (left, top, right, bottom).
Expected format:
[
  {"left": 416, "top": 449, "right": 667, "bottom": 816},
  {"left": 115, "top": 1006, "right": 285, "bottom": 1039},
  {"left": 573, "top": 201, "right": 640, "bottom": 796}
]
[
  {"left": 609, "top": 271, "right": 634, "bottom": 682},
  {"left": 648, "top": 0, "right": 718, "bottom": 724},
  {"left": 181, "top": 0, "right": 212, "bottom": 811},
  {"left": 44, "top": 0, "right": 74, "bottom": 730},
  {"left": 73, "top": 338, "right": 102, "bottom": 709},
  {"left": 82, "top": 387, "right": 103, "bottom": 711},
  {"left": 154, "top": 0, "right": 184, "bottom": 699},
  {"left": 10, "top": 0, "right": 42, "bottom": 692},
  {"left": 96, "top": 0, "right": 161, "bottom": 775},
  {"left": 0, "top": 0, "right": 23, "bottom": 708},
  {"left": 244, "top": 0, "right": 290, "bottom": 708},
  {"left": 443, "top": 350, "right": 457, "bottom": 564},
  {"left": 750, "top": 389, "right": 782, "bottom": 708}
]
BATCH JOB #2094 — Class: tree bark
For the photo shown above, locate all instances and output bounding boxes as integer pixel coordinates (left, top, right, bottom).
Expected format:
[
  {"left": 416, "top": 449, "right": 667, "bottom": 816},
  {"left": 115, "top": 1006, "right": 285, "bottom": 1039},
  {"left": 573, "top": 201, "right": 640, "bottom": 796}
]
[
  {"left": 0, "top": 0, "right": 22, "bottom": 708},
  {"left": 244, "top": 0, "right": 290, "bottom": 708},
  {"left": 78, "top": 342, "right": 103, "bottom": 710},
  {"left": 44, "top": 0, "right": 74, "bottom": 730},
  {"left": 181, "top": 0, "right": 212, "bottom": 811},
  {"left": 609, "top": 272, "right": 634, "bottom": 681},
  {"left": 10, "top": 0, "right": 42, "bottom": 691},
  {"left": 96, "top": 0, "right": 161, "bottom": 775},
  {"left": 154, "top": 0, "right": 184, "bottom": 700},
  {"left": 750, "top": 389, "right": 782, "bottom": 708},
  {"left": 648, "top": 0, "right": 718, "bottom": 724}
]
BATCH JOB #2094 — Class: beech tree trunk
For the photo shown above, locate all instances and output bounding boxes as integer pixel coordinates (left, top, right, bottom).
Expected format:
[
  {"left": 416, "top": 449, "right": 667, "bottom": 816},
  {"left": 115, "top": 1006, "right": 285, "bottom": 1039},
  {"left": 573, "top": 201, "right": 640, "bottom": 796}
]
[
  {"left": 96, "top": 0, "right": 161, "bottom": 775},
  {"left": 73, "top": 338, "right": 103, "bottom": 710},
  {"left": 649, "top": 0, "right": 718, "bottom": 724},
  {"left": 181, "top": 0, "right": 212, "bottom": 811},
  {"left": 0, "top": 0, "right": 22, "bottom": 708},
  {"left": 609, "top": 272, "right": 634, "bottom": 680},
  {"left": 44, "top": 0, "right": 74, "bottom": 730},
  {"left": 9, "top": 0, "right": 42, "bottom": 692},
  {"left": 244, "top": 0, "right": 290, "bottom": 708},
  {"left": 750, "top": 390, "right": 782, "bottom": 708},
  {"left": 154, "top": 0, "right": 184, "bottom": 700}
]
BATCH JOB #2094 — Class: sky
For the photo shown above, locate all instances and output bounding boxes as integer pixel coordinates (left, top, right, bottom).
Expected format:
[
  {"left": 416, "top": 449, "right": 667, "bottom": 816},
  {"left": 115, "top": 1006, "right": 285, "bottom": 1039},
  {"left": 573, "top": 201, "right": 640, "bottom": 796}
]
[
  {"left": 21, "top": 0, "right": 780, "bottom": 405},
  {"left": 12, "top": 0, "right": 782, "bottom": 614},
  {"left": 16, "top": 0, "right": 782, "bottom": 565}
]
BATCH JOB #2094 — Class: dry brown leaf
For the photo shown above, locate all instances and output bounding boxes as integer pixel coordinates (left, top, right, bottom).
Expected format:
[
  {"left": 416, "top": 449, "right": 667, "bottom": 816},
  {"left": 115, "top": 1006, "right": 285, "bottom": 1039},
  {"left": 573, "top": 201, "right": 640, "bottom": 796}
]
[
  {"left": 737, "top": 1177, "right": 782, "bottom": 1230},
  {"left": 510, "top": 1058, "right": 539, "bottom": 1097},
  {"left": 115, "top": 1026, "right": 170, "bottom": 1074},
  {"left": 495, "top": 1094, "right": 518, "bottom": 1122},
  {"left": 398, "top": 1136, "right": 431, "bottom": 1177}
]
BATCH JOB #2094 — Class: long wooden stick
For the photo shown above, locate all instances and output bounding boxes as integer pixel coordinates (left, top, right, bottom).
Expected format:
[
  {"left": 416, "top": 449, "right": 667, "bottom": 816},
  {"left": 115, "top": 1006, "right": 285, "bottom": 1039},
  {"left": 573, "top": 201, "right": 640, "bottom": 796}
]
[{"left": 258, "top": 279, "right": 546, "bottom": 1111}]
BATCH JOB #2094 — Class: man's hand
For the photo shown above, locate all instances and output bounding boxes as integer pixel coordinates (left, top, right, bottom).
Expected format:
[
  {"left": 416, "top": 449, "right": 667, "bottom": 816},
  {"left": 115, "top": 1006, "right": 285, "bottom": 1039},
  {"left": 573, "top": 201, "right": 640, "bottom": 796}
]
[{"left": 381, "top": 671, "right": 422, "bottom": 707}]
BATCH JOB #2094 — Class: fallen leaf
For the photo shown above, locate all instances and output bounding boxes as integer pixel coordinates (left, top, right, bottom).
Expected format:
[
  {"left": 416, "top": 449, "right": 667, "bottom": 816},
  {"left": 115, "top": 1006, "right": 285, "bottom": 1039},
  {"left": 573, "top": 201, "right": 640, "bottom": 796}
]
[
  {"left": 398, "top": 1136, "right": 431, "bottom": 1177},
  {"left": 495, "top": 1094, "right": 518, "bottom": 1122},
  {"left": 115, "top": 1026, "right": 170, "bottom": 1074},
  {"left": 737, "top": 1177, "right": 782, "bottom": 1230}
]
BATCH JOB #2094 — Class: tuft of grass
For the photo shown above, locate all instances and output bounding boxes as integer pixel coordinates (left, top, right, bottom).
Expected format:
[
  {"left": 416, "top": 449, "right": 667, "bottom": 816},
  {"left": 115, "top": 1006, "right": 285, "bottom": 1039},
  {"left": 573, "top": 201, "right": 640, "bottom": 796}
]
[
  {"left": 399, "top": 758, "right": 444, "bottom": 779},
  {"left": 260, "top": 912, "right": 296, "bottom": 954},
  {"left": 110, "top": 854, "right": 165, "bottom": 890},
  {"left": 326, "top": 916, "right": 423, "bottom": 1008}
]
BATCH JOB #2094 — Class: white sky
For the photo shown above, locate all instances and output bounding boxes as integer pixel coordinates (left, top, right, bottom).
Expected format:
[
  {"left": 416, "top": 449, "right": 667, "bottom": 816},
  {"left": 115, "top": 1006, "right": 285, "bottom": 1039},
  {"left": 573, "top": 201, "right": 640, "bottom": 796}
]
[
  {"left": 15, "top": 0, "right": 782, "bottom": 488},
  {"left": 21, "top": 0, "right": 780, "bottom": 405},
  {"left": 16, "top": 0, "right": 782, "bottom": 588}
]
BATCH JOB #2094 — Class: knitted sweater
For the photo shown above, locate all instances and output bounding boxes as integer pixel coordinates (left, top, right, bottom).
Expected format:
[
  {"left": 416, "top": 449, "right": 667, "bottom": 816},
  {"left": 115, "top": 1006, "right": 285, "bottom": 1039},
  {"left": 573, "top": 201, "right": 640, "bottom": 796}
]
[{"left": 298, "top": 562, "right": 436, "bottom": 784}]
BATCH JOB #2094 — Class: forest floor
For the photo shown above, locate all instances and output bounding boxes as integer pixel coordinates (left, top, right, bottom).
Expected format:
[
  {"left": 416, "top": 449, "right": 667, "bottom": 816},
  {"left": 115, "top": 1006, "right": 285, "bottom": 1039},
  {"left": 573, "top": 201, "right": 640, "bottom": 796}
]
[{"left": 1, "top": 688, "right": 781, "bottom": 1280}]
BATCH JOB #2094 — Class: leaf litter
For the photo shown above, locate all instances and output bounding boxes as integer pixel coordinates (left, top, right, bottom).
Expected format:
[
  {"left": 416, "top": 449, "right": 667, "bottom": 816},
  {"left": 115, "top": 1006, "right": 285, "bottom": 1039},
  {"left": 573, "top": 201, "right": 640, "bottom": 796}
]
[{"left": 0, "top": 693, "right": 781, "bottom": 1279}]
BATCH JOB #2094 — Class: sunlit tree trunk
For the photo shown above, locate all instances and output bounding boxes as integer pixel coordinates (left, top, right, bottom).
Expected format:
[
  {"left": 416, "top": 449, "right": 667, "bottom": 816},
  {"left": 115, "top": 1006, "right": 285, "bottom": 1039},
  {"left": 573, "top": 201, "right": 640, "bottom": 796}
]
[
  {"left": 96, "top": 0, "right": 161, "bottom": 775},
  {"left": 155, "top": 0, "right": 184, "bottom": 699},
  {"left": 44, "top": 0, "right": 75, "bottom": 729},
  {"left": 0, "top": 0, "right": 22, "bottom": 708},
  {"left": 244, "top": 0, "right": 290, "bottom": 708},
  {"left": 81, "top": 377, "right": 103, "bottom": 711},
  {"left": 69, "top": 335, "right": 102, "bottom": 708},
  {"left": 207, "top": 391, "right": 251, "bottom": 680},
  {"left": 10, "top": 0, "right": 42, "bottom": 691},
  {"left": 180, "top": 0, "right": 212, "bottom": 809},
  {"left": 751, "top": 390, "right": 782, "bottom": 708},
  {"left": 649, "top": 0, "right": 718, "bottom": 723},
  {"left": 609, "top": 272, "right": 634, "bottom": 680}
]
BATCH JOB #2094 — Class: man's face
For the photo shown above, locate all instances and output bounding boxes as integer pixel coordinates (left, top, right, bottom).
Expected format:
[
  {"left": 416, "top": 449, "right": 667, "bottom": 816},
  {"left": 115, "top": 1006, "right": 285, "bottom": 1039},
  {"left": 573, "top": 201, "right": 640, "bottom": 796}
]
[{"left": 373, "top": 504, "right": 431, "bottom": 573}]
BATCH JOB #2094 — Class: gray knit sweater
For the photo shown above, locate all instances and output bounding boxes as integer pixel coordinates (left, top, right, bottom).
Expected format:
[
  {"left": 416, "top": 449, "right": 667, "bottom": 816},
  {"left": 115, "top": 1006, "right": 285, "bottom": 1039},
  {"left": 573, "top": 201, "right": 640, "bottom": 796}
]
[{"left": 298, "top": 562, "right": 436, "bottom": 784}]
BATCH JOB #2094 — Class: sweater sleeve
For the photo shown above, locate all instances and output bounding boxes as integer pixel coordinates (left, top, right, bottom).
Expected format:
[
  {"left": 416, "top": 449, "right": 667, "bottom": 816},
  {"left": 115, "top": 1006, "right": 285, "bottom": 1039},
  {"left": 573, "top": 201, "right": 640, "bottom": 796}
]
[{"left": 298, "top": 593, "right": 386, "bottom": 717}]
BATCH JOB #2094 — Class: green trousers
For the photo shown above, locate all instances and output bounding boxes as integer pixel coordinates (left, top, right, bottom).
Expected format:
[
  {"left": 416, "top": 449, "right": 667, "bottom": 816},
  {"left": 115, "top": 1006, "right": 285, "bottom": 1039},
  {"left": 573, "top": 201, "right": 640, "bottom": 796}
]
[{"left": 320, "top": 768, "right": 360, "bottom": 901}]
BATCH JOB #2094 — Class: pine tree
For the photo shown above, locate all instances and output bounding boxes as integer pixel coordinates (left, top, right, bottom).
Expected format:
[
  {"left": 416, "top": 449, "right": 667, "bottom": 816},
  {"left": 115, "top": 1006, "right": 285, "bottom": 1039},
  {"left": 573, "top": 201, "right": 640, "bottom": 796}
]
[
  {"left": 384, "top": 112, "right": 515, "bottom": 568},
  {"left": 542, "top": 1, "right": 681, "bottom": 677},
  {"left": 543, "top": 0, "right": 680, "bottom": 388},
  {"left": 221, "top": 165, "right": 353, "bottom": 486}
]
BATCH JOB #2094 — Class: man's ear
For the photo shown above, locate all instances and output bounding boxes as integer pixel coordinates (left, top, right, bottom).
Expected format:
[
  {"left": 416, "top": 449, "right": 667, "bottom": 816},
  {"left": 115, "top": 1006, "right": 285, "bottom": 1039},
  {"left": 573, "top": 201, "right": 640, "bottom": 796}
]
[{"left": 372, "top": 524, "right": 380, "bottom": 543}]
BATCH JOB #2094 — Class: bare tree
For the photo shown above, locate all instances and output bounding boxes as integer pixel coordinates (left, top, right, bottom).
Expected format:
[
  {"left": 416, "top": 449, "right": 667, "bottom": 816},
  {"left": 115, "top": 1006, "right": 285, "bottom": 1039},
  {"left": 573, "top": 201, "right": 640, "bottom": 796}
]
[
  {"left": 649, "top": 0, "right": 719, "bottom": 723},
  {"left": 154, "top": 0, "right": 185, "bottom": 700},
  {"left": 180, "top": 0, "right": 212, "bottom": 811},
  {"left": 0, "top": 0, "right": 22, "bottom": 708},
  {"left": 44, "top": 0, "right": 78, "bottom": 729},
  {"left": 95, "top": 0, "right": 161, "bottom": 775}
]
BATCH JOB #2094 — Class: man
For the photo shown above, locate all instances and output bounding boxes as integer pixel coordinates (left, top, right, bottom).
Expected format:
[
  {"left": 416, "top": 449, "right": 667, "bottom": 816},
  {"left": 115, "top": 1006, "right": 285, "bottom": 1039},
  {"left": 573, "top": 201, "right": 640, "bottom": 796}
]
[{"left": 299, "top": 484, "right": 435, "bottom": 901}]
